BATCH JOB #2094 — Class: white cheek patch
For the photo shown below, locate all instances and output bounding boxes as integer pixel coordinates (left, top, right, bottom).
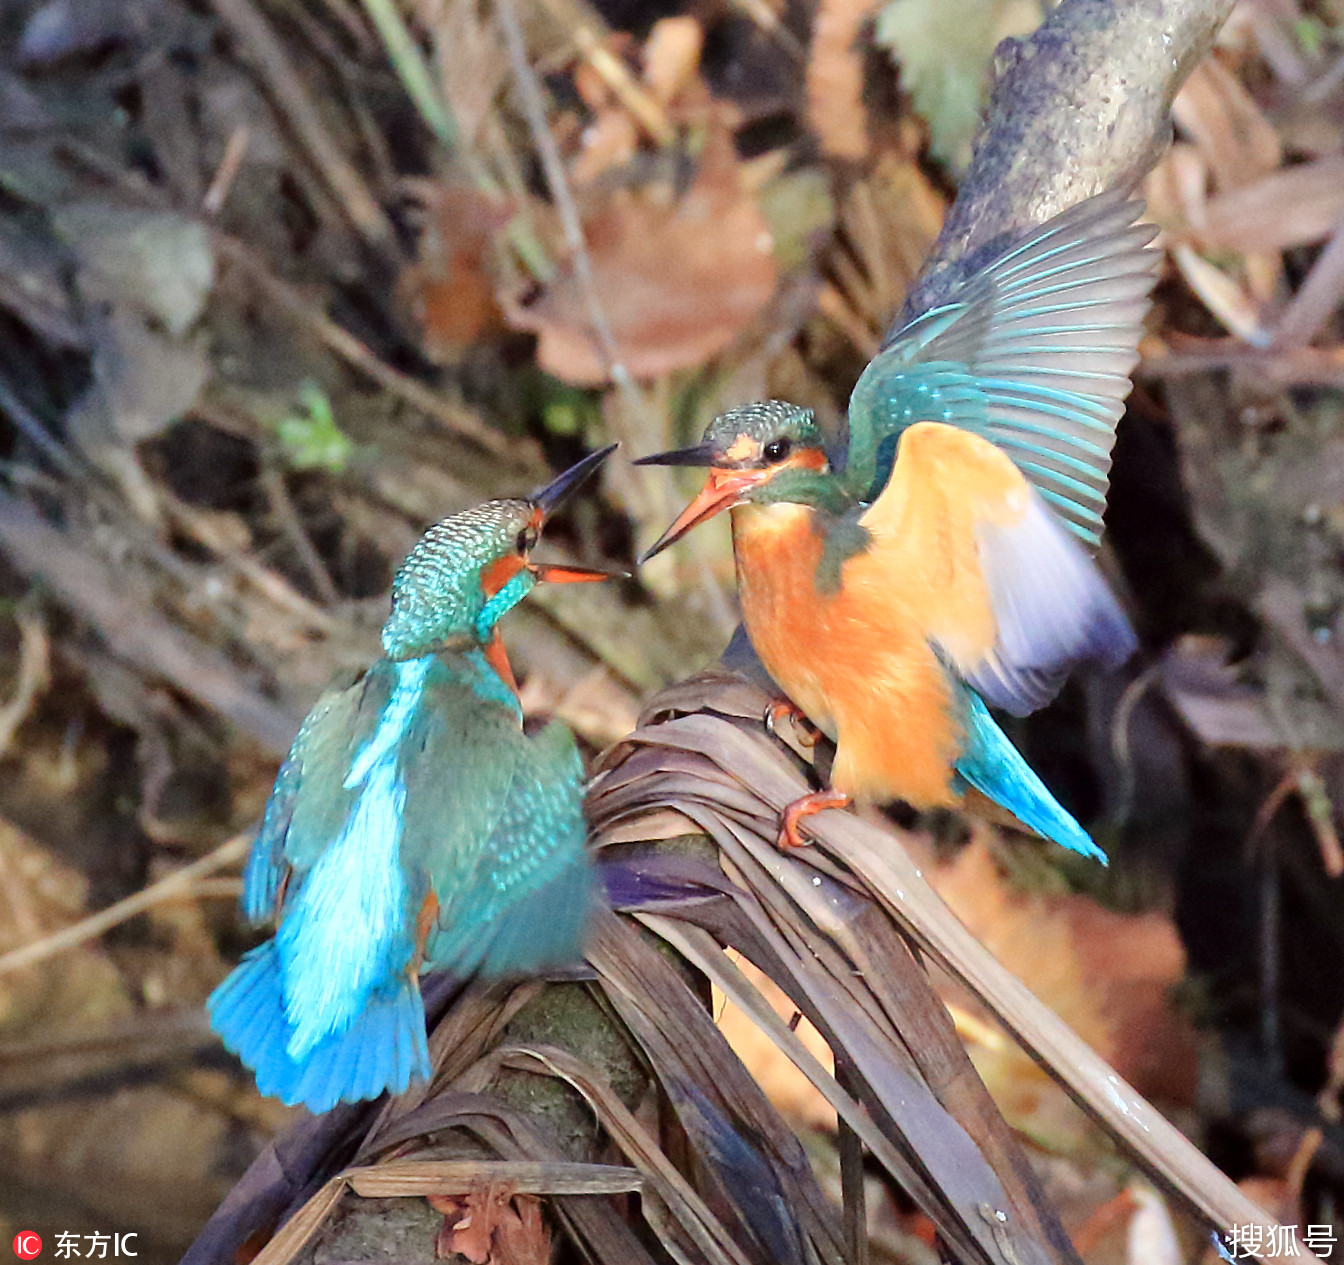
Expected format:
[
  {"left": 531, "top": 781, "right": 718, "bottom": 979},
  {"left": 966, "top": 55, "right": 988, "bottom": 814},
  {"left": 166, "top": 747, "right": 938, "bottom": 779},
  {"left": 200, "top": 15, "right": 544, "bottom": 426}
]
[{"left": 725, "top": 433, "right": 758, "bottom": 463}]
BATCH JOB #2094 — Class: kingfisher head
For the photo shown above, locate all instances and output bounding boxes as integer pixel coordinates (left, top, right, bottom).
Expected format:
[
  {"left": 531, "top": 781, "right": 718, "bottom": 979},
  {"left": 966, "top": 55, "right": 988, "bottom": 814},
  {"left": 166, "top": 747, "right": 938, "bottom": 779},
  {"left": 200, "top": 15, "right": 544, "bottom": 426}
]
[
  {"left": 636, "top": 401, "right": 846, "bottom": 561},
  {"left": 382, "top": 445, "right": 617, "bottom": 659}
]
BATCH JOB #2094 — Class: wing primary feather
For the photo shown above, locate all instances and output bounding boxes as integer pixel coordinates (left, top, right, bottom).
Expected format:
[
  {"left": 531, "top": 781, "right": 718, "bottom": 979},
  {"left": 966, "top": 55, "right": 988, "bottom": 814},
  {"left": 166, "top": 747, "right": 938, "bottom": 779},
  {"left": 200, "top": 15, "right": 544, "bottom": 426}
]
[{"left": 849, "top": 190, "right": 1159, "bottom": 543}]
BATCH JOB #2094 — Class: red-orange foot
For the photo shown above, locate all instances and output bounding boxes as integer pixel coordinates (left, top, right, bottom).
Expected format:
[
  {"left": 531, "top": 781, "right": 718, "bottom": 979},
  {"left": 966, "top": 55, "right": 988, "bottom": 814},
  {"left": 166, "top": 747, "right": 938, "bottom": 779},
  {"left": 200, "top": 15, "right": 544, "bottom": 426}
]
[
  {"left": 764, "top": 698, "right": 822, "bottom": 748},
  {"left": 408, "top": 890, "right": 441, "bottom": 977},
  {"left": 778, "top": 788, "right": 852, "bottom": 848}
]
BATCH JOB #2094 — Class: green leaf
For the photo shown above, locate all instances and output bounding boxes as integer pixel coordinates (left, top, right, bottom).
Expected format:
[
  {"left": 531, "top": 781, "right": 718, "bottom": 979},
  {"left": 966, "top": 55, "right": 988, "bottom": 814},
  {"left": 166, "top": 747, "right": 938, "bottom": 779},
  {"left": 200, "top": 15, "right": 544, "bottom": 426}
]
[
  {"left": 874, "top": 0, "right": 1042, "bottom": 171},
  {"left": 273, "top": 384, "right": 354, "bottom": 474}
]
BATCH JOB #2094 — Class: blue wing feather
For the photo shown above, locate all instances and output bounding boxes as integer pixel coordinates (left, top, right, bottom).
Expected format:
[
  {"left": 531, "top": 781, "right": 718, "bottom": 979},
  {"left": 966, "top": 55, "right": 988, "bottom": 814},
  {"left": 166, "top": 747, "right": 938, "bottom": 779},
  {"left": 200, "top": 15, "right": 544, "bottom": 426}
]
[
  {"left": 212, "top": 647, "right": 592, "bottom": 1114},
  {"left": 239, "top": 694, "right": 339, "bottom": 926},
  {"left": 425, "top": 719, "right": 593, "bottom": 977},
  {"left": 207, "top": 939, "right": 432, "bottom": 1113}
]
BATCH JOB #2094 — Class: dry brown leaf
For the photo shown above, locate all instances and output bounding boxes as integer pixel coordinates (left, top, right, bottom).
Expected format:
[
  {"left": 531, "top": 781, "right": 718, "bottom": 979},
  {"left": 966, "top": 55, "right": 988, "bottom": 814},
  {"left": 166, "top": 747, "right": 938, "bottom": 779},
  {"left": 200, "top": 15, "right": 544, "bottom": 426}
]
[
  {"left": 506, "top": 124, "right": 777, "bottom": 384},
  {"left": 1124, "top": 1182, "right": 1184, "bottom": 1265},
  {"left": 642, "top": 17, "right": 703, "bottom": 107},
  {"left": 401, "top": 185, "right": 509, "bottom": 360},
  {"left": 430, "top": 1185, "right": 549, "bottom": 1265},
  {"left": 426, "top": 0, "right": 509, "bottom": 148},
  {"left": 1172, "top": 56, "right": 1281, "bottom": 191},
  {"left": 1200, "top": 158, "right": 1344, "bottom": 252},
  {"left": 931, "top": 839, "right": 1198, "bottom": 1154},
  {"left": 807, "top": 0, "right": 871, "bottom": 160},
  {"left": 569, "top": 109, "right": 640, "bottom": 186}
]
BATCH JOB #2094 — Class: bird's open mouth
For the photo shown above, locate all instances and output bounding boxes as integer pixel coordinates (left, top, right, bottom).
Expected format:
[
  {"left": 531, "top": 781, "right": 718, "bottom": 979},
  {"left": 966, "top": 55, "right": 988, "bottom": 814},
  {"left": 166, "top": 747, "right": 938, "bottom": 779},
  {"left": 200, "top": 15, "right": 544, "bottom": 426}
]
[{"left": 638, "top": 467, "right": 771, "bottom": 562}]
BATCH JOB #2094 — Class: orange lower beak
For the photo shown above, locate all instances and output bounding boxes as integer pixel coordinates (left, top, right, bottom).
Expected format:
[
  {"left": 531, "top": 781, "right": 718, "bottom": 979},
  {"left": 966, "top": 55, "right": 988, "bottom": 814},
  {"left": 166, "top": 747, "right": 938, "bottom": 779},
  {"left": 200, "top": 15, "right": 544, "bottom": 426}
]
[
  {"left": 531, "top": 562, "right": 626, "bottom": 584},
  {"left": 640, "top": 469, "right": 770, "bottom": 562}
]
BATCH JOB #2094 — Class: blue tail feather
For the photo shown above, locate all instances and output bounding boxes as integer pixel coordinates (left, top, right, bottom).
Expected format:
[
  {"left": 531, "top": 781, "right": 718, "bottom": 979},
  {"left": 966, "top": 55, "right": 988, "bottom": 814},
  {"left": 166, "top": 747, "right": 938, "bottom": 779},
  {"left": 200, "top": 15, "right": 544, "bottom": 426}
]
[
  {"left": 954, "top": 692, "right": 1107, "bottom": 864},
  {"left": 207, "top": 940, "right": 432, "bottom": 1114}
]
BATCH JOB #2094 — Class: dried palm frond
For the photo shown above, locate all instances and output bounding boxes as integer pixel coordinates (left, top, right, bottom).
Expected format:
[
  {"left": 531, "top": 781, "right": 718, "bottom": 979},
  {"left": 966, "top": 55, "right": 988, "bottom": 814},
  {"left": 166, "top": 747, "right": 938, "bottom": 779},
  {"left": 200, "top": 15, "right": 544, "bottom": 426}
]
[{"left": 187, "top": 671, "right": 1312, "bottom": 1265}]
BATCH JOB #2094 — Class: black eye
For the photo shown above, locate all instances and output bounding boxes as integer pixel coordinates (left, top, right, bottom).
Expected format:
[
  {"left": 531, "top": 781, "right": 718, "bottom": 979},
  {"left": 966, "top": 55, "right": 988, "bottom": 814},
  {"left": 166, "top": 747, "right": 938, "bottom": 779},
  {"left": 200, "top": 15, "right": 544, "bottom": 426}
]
[
  {"left": 763, "top": 437, "right": 791, "bottom": 463},
  {"left": 516, "top": 527, "right": 538, "bottom": 553}
]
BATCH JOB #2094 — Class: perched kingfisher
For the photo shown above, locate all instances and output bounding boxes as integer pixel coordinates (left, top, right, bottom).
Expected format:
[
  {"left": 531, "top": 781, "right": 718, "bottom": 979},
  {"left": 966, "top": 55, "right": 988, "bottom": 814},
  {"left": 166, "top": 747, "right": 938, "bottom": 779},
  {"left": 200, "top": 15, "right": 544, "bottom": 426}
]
[
  {"left": 208, "top": 446, "right": 617, "bottom": 1113},
  {"left": 638, "top": 192, "right": 1160, "bottom": 858}
]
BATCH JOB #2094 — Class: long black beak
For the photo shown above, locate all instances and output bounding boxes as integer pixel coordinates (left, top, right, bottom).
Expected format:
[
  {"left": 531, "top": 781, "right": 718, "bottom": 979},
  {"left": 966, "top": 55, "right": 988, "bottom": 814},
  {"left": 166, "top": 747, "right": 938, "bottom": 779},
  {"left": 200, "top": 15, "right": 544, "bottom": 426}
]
[
  {"left": 533, "top": 443, "right": 619, "bottom": 517},
  {"left": 632, "top": 443, "right": 716, "bottom": 469}
]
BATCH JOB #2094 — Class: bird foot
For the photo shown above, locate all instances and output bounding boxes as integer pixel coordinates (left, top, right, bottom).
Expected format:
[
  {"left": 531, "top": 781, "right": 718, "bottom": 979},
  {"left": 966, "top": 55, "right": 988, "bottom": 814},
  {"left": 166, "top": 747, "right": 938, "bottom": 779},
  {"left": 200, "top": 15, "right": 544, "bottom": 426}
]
[
  {"left": 408, "top": 890, "right": 440, "bottom": 978},
  {"left": 778, "top": 789, "right": 852, "bottom": 848},
  {"left": 764, "top": 698, "right": 822, "bottom": 749}
]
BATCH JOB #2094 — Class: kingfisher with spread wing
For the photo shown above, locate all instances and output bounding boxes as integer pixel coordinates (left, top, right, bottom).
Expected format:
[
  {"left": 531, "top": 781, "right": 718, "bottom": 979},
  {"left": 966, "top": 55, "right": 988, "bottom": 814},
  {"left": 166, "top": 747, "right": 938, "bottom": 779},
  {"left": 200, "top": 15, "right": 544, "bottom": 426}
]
[
  {"left": 209, "top": 447, "right": 617, "bottom": 1113},
  {"left": 638, "top": 192, "right": 1159, "bottom": 857}
]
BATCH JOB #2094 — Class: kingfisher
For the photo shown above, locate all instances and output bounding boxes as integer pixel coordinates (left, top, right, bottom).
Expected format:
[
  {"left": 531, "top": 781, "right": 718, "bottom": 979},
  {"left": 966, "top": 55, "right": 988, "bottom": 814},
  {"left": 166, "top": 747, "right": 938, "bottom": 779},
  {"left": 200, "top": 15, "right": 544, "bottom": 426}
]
[
  {"left": 208, "top": 446, "right": 617, "bottom": 1113},
  {"left": 638, "top": 191, "right": 1160, "bottom": 857}
]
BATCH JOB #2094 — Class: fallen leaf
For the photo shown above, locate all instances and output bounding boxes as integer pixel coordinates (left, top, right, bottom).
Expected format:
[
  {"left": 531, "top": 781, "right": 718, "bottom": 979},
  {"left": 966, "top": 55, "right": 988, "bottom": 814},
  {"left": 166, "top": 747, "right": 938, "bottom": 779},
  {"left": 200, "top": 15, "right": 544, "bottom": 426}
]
[
  {"left": 431, "top": 1185, "right": 549, "bottom": 1265},
  {"left": 806, "top": 0, "right": 870, "bottom": 160},
  {"left": 1172, "top": 57, "right": 1281, "bottom": 192},
  {"left": 53, "top": 202, "right": 215, "bottom": 336},
  {"left": 506, "top": 124, "right": 777, "bottom": 385},
  {"left": 1125, "top": 1181, "right": 1184, "bottom": 1265},
  {"left": 1199, "top": 158, "right": 1344, "bottom": 252},
  {"left": 642, "top": 17, "right": 704, "bottom": 107},
  {"left": 401, "top": 185, "right": 509, "bottom": 361},
  {"left": 68, "top": 307, "right": 212, "bottom": 446}
]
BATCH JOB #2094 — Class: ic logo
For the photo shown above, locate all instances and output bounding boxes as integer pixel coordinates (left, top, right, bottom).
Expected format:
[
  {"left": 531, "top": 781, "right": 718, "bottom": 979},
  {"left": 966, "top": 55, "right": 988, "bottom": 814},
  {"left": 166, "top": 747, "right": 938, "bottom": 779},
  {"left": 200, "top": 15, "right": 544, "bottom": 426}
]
[{"left": 12, "top": 1233, "right": 42, "bottom": 1260}]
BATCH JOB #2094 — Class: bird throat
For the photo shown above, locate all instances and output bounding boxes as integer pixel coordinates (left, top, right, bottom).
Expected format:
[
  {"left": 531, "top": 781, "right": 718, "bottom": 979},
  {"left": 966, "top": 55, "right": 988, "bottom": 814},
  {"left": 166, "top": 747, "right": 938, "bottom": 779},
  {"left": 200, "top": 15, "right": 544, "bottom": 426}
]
[{"left": 730, "top": 503, "right": 832, "bottom": 719}]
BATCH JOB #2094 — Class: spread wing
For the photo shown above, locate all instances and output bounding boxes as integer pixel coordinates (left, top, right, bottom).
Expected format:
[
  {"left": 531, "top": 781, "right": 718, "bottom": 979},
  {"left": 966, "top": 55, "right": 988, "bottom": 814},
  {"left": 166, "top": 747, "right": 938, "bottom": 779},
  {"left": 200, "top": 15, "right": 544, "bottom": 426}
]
[
  {"left": 846, "top": 190, "right": 1160, "bottom": 548},
  {"left": 855, "top": 422, "right": 1135, "bottom": 714}
]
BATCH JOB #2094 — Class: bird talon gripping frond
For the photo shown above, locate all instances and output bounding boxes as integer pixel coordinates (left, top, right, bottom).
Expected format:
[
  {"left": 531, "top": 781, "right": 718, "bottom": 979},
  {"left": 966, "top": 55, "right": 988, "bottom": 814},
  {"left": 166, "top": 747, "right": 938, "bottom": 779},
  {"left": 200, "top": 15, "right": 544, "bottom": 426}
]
[
  {"left": 210, "top": 446, "right": 618, "bottom": 1113},
  {"left": 638, "top": 189, "right": 1157, "bottom": 862}
]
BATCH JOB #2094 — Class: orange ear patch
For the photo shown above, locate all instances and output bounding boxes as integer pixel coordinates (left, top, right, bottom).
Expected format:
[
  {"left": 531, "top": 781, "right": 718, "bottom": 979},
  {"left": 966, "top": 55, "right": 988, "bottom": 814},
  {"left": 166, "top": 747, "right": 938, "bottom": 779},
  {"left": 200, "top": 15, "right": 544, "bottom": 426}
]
[
  {"left": 790, "top": 447, "right": 828, "bottom": 472},
  {"left": 481, "top": 554, "right": 526, "bottom": 597}
]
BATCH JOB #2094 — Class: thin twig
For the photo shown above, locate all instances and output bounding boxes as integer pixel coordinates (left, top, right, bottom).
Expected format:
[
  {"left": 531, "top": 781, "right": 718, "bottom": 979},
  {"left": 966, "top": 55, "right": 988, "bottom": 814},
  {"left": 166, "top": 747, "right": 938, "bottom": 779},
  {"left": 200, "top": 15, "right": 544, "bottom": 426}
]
[
  {"left": 203, "top": 126, "right": 251, "bottom": 217},
  {"left": 496, "top": 0, "right": 635, "bottom": 399},
  {"left": 0, "top": 378, "right": 85, "bottom": 481},
  {"left": 1272, "top": 222, "right": 1344, "bottom": 350},
  {"left": 216, "top": 236, "right": 527, "bottom": 462},
  {"left": 0, "top": 832, "right": 253, "bottom": 978},
  {"left": 259, "top": 465, "right": 341, "bottom": 604},
  {"left": 210, "top": 0, "right": 395, "bottom": 247},
  {"left": 0, "top": 603, "right": 50, "bottom": 758}
]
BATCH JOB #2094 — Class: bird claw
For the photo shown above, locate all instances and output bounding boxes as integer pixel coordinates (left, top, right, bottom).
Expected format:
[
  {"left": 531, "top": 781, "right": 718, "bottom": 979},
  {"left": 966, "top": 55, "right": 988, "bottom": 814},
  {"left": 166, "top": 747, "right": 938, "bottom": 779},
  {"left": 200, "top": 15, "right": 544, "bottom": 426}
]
[
  {"left": 764, "top": 698, "right": 822, "bottom": 748},
  {"left": 777, "top": 789, "right": 852, "bottom": 848}
]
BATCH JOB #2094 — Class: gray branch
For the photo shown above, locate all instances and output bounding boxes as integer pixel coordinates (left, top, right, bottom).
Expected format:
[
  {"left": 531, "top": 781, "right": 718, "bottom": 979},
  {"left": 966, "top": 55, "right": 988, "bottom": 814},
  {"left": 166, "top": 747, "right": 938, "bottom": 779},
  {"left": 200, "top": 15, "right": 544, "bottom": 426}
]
[{"left": 893, "top": 0, "right": 1233, "bottom": 329}]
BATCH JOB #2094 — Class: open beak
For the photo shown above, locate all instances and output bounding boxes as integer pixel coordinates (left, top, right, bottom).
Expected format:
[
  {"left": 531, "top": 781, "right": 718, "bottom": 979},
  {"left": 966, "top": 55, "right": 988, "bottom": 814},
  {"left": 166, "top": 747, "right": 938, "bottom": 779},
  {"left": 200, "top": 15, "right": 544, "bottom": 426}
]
[
  {"left": 533, "top": 443, "right": 618, "bottom": 519},
  {"left": 639, "top": 468, "right": 771, "bottom": 562},
  {"left": 632, "top": 443, "right": 716, "bottom": 469},
  {"left": 531, "top": 561, "right": 627, "bottom": 585}
]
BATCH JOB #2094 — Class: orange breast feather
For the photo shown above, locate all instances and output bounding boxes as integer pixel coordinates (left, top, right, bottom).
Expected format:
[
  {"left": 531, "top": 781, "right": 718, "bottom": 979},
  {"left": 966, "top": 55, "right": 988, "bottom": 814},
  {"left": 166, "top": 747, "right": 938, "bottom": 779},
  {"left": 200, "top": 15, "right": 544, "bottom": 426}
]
[{"left": 732, "top": 499, "right": 964, "bottom": 809}]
